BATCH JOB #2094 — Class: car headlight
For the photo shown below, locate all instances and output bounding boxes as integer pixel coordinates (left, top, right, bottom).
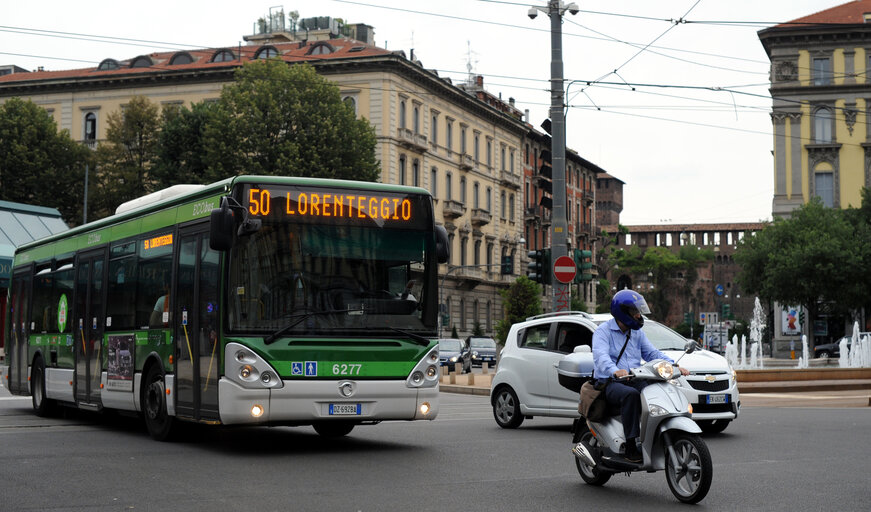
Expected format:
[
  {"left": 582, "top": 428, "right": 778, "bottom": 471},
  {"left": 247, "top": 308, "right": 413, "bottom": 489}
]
[
  {"left": 472, "top": 351, "right": 479, "bottom": 357},
  {"left": 653, "top": 361, "right": 674, "bottom": 380},
  {"left": 731, "top": 367, "right": 738, "bottom": 383},
  {"left": 449, "top": 356, "right": 458, "bottom": 362}
]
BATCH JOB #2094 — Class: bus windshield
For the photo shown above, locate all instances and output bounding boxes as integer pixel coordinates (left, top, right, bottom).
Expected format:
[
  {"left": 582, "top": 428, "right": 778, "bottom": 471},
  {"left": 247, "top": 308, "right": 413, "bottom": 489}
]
[{"left": 227, "top": 186, "right": 437, "bottom": 335}]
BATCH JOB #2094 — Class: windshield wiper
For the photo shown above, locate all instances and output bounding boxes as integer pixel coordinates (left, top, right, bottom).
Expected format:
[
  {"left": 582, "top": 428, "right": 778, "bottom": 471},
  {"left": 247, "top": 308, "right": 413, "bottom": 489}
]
[
  {"left": 387, "top": 326, "right": 431, "bottom": 347},
  {"left": 264, "top": 308, "right": 360, "bottom": 344}
]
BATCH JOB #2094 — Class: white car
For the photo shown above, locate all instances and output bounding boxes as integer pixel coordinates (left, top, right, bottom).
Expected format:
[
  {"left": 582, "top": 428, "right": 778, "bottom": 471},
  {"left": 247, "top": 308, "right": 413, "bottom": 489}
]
[{"left": 490, "top": 311, "right": 740, "bottom": 433}]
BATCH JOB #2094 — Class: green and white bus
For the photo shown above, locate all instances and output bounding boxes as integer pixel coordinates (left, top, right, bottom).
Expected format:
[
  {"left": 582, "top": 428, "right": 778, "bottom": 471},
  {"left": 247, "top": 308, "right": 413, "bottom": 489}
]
[{"left": 3, "top": 176, "right": 449, "bottom": 440}]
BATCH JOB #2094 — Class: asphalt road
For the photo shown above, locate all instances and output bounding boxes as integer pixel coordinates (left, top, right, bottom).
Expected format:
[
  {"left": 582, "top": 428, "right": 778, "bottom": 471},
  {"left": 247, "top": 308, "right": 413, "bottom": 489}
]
[{"left": 1, "top": 384, "right": 869, "bottom": 512}]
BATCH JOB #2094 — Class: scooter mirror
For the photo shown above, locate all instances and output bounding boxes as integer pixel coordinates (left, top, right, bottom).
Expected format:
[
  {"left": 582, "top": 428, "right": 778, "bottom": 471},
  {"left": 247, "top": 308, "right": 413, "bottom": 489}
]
[{"left": 684, "top": 341, "right": 698, "bottom": 354}]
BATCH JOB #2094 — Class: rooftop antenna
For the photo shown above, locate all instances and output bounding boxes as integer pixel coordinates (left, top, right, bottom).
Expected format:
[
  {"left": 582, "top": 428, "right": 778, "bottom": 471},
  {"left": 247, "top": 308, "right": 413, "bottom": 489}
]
[{"left": 465, "top": 40, "right": 479, "bottom": 84}]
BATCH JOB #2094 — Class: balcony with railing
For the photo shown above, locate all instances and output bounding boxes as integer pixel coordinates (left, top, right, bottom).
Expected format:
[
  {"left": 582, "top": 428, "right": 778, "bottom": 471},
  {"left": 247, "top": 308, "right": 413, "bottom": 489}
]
[
  {"left": 396, "top": 128, "right": 427, "bottom": 153},
  {"left": 442, "top": 200, "right": 466, "bottom": 219},
  {"left": 470, "top": 208, "right": 491, "bottom": 227},
  {"left": 458, "top": 153, "right": 474, "bottom": 170},
  {"left": 500, "top": 170, "right": 521, "bottom": 189}
]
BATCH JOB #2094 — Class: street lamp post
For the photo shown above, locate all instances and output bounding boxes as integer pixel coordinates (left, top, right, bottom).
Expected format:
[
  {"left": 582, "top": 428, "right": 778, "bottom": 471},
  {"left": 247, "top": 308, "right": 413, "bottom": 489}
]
[{"left": 528, "top": 1, "right": 579, "bottom": 312}]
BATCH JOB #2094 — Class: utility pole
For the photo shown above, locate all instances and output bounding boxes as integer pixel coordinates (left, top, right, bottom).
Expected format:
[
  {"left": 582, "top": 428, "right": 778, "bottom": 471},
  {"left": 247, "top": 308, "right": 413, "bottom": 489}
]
[{"left": 529, "top": 1, "right": 578, "bottom": 311}]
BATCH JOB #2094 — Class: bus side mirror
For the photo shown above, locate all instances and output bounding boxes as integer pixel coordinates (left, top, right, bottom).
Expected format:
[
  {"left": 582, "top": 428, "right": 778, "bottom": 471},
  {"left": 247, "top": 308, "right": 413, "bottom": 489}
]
[
  {"left": 209, "top": 198, "right": 235, "bottom": 251},
  {"left": 435, "top": 224, "right": 450, "bottom": 264}
]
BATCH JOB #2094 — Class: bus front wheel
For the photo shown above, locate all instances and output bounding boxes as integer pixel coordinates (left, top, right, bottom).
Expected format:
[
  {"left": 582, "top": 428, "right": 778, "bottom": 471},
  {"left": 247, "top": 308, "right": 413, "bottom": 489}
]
[
  {"left": 142, "top": 365, "right": 176, "bottom": 441},
  {"left": 31, "top": 357, "right": 57, "bottom": 417}
]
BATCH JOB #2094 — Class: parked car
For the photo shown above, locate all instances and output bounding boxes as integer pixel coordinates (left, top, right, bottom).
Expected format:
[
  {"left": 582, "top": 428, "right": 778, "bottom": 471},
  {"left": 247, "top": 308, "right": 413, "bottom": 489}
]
[
  {"left": 438, "top": 338, "right": 471, "bottom": 373},
  {"left": 814, "top": 333, "right": 871, "bottom": 358},
  {"left": 467, "top": 337, "right": 498, "bottom": 367},
  {"left": 490, "top": 312, "right": 740, "bottom": 434}
]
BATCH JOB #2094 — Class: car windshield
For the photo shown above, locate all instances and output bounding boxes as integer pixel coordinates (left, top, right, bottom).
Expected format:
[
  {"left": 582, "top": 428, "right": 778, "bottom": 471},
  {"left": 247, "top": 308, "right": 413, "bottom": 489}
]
[
  {"left": 592, "top": 318, "right": 687, "bottom": 350},
  {"left": 469, "top": 338, "right": 496, "bottom": 349},
  {"left": 439, "top": 339, "right": 462, "bottom": 351}
]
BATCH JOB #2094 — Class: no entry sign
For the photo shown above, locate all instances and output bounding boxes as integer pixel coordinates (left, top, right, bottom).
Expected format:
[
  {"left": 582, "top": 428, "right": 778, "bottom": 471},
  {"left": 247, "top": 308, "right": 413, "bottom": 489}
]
[{"left": 553, "top": 255, "right": 576, "bottom": 284}]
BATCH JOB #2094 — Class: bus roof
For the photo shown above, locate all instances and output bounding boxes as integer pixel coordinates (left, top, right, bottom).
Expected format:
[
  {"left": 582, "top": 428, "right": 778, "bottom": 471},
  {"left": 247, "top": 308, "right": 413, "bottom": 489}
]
[{"left": 13, "top": 176, "right": 432, "bottom": 265}]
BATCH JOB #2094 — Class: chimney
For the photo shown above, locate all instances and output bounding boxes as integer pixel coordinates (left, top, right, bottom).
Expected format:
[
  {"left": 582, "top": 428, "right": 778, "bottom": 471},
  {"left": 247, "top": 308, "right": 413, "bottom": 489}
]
[
  {"left": 524, "top": 109, "right": 530, "bottom": 123},
  {"left": 509, "top": 97, "right": 515, "bottom": 107},
  {"left": 476, "top": 74, "right": 483, "bottom": 87},
  {"left": 410, "top": 48, "right": 414, "bottom": 61}
]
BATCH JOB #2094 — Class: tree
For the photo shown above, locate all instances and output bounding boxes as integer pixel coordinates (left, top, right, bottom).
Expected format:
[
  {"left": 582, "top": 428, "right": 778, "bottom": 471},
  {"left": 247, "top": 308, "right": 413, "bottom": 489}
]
[
  {"left": 92, "top": 96, "right": 161, "bottom": 217},
  {"left": 0, "top": 97, "right": 90, "bottom": 224},
  {"left": 152, "top": 101, "right": 218, "bottom": 188},
  {"left": 734, "top": 197, "right": 869, "bottom": 345},
  {"left": 203, "top": 60, "right": 379, "bottom": 182},
  {"left": 495, "top": 276, "right": 542, "bottom": 344}
]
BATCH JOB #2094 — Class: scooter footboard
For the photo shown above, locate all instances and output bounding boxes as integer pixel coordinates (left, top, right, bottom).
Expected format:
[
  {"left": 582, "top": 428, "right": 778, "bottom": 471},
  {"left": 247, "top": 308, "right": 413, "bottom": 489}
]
[{"left": 648, "top": 417, "right": 702, "bottom": 470}]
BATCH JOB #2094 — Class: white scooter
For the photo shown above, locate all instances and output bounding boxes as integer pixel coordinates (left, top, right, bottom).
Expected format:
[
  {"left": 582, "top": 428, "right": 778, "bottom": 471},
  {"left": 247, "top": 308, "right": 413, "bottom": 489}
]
[{"left": 557, "top": 342, "right": 713, "bottom": 504}]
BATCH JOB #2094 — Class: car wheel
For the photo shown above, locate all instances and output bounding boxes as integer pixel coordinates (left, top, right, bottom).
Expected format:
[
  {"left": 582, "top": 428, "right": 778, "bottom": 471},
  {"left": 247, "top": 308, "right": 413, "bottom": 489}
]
[
  {"left": 816, "top": 350, "right": 831, "bottom": 358},
  {"left": 696, "top": 419, "right": 730, "bottom": 434},
  {"left": 492, "top": 386, "right": 524, "bottom": 429}
]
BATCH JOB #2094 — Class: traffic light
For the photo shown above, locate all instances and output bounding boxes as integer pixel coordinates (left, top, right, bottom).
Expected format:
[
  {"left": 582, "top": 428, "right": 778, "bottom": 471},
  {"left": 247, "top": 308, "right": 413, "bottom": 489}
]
[
  {"left": 501, "top": 254, "right": 513, "bottom": 275},
  {"left": 573, "top": 249, "right": 593, "bottom": 282},
  {"left": 684, "top": 312, "right": 692, "bottom": 325},
  {"left": 722, "top": 303, "right": 731, "bottom": 318},
  {"left": 527, "top": 249, "right": 551, "bottom": 284},
  {"left": 538, "top": 119, "right": 553, "bottom": 210}
]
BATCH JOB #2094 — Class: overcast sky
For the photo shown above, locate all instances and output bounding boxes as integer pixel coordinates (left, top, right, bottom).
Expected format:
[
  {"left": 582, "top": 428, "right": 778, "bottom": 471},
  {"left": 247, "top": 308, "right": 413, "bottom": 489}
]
[{"left": 1, "top": 0, "right": 845, "bottom": 225}]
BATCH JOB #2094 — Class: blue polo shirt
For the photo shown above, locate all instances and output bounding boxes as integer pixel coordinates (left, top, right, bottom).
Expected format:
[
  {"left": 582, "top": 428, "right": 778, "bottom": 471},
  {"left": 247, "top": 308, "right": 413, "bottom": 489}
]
[{"left": 592, "top": 318, "right": 673, "bottom": 379}]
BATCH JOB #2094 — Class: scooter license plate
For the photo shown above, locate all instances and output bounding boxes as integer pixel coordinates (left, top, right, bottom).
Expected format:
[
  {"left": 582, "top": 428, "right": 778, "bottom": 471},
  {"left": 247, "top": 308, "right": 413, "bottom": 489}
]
[{"left": 705, "top": 394, "right": 728, "bottom": 404}]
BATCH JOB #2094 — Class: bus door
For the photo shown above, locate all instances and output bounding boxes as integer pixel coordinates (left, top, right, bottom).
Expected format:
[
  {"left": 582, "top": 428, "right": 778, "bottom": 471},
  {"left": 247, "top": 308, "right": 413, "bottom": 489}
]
[
  {"left": 174, "top": 226, "right": 220, "bottom": 421},
  {"left": 74, "top": 249, "right": 106, "bottom": 405},
  {"left": 8, "top": 272, "right": 32, "bottom": 395}
]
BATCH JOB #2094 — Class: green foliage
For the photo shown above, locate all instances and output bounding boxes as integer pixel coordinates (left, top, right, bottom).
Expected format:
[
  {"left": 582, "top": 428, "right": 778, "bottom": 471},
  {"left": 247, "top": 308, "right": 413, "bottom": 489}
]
[
  {"left": 611, "top": 244, "right": 714, "bottom": 320},
  {"left": 202, "top": 60, "right": 379, "bottom": 182},
  {"left": 495, "top": 276, "right": 542, "bottom": 343},
  {"left": 570, "top": 295, "right": 587, "bottom": 312},
  {"left": 152, "top": 102, "right": 218, "bottom": 187},
  {"left": 735, "top": 197, "right": 871, "bottom": 341},
  {"left": 92, "top": 96, "right": 161, "bottom": 217},
  {"left": 0, "top": 97, "right": 91, "bottom": 225}
]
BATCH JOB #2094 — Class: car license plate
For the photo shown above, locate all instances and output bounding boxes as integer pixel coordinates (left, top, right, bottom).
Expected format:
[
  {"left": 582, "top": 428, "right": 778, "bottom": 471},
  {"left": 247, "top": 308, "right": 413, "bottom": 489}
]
[
  {"left": 329, "top": 403, "right": 361, "bottom": 415},
  {"left": 705, "top": 394, "right": 728, "bottom": 404}
]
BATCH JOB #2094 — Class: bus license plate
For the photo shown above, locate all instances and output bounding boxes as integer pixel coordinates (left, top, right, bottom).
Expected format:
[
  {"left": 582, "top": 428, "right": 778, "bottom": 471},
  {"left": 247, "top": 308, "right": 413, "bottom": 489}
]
[
  {"left": 706, "top": 394, "right": 728, "bottom": 404},
  {"left": 329, "top": 403, "right": 361, "bottom": 415}
]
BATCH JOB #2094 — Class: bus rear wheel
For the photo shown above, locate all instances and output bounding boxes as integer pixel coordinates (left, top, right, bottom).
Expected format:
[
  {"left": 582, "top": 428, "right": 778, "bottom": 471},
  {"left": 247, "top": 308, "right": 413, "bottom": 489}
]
[
  {"left": 142, "top": 365, "right": 176, "bottom": 441},
  {"left": 313, "top": 421, "right": 355, "bottom": 437}
]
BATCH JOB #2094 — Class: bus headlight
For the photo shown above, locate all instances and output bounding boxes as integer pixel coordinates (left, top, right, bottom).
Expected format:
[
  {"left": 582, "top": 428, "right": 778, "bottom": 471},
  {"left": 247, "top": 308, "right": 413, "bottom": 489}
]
[
  {"left": 225, "top": 343, "right": 283, "bottom": 390},
  {"left": 406, "top": 344, "right": 440, "bottom": 388}
]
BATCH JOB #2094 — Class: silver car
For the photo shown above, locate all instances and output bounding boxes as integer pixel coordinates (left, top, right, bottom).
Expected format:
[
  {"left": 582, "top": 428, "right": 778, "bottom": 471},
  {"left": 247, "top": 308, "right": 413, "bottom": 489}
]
[{"left": 490, "top": 312, "right": 740, "bottom": 433}]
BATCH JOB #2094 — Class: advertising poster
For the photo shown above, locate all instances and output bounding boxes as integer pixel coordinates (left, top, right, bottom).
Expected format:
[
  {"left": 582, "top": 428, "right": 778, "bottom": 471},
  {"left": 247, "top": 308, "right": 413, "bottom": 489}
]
[
  {"left": 107, "top": 334, "right": 135, "bottom": 391},
  {"left": 781, "top": 306, "right": 801, "bottom": 336}
]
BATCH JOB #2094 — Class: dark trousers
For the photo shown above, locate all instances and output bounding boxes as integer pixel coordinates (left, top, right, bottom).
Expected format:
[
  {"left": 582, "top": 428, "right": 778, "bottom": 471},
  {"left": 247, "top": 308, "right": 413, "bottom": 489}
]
[{"left": 602, "top": 379, "right": 649, "bottom": 442}]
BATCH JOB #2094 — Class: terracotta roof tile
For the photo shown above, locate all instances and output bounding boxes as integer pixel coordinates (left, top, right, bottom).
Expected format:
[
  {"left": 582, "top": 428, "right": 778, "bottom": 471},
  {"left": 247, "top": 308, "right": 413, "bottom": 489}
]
[
  {"left": 780, "top": 0, "right": 871, "bottom": 27},
  {"left": 0, "top": 38, "right": 392, "bottom": 84}
]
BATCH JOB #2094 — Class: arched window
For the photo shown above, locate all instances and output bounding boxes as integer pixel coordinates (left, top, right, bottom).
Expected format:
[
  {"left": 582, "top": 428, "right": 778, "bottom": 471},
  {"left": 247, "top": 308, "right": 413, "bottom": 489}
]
[
  {"left": 412, "top": 159, "right": 420, "bottom": 187},
  {"left": 474, "top": 240, "right": 481, "bottom": 265},
  {"left": 84, "top": 113, "right": 97, "bottom": 142},
  {"left": 501, "top": 191, "right": 506, "bottom": 218},
  {"left": 413, "top": 106, "right": 420, "bottom": 134},
  {"left": 399, "top": 155, "right": 407, "bottom": 185},
  {"left": 211, "top": 49, "right": 235, "bottom": 62},
  {"left": 343, "top": 96, "right": 357, "bottom": 115},
  {"left": 308, "top": 42, "right": 335, "bottom": 55},
  {"left": 460, "top": 237, "right": 468, "bottom": 266},
  {"left": 97, "top": 59, "right": 120, "bottom": 71},
  {"left": 130, "top": 55, "right": 153, "bottom": 68},
  {"left": 399, "top": 100, "right": 406, "bottom": 130},
  {"left": 446, "top": 172, "right": 453, "bottom": 200},
  {"left": 460, "top": 177, "right": 467, "bottom": 204},
  {"left": 431, "top": 167, "right": 438, "bottom": 197},
  {"left": 255, "top": 46, "right": 279, "bottom": 59},
  {"left": 460, "top": 299, "right": 466, "bottom": 331},
  {"left": 169, "top": 52, "right": 194, "bottom": 65}
]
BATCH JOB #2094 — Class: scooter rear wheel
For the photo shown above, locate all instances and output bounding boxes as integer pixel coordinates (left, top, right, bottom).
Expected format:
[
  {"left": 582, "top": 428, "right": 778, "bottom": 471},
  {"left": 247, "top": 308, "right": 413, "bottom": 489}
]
[
  {"left": 664, "top": 432, "right": 712, "bottom": 504},
  {"left": 573, "top": 429, "right": 612, "bottom": 486}
]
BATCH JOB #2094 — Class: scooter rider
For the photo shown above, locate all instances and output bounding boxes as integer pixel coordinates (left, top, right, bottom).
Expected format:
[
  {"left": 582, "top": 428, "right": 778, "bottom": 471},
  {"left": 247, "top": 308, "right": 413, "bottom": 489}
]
[{"left": 592, "top": 290, "right": 689, "bottom": 463}]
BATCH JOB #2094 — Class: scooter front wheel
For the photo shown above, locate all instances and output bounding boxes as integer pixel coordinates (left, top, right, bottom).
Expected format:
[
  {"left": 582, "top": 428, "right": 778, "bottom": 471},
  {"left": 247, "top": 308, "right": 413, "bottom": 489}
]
[
  {"left": 664, "top": 432, "right": 712, "bottom": 504},
  {"left": 573, "top": 429, "right": 612, "bottom": 486}
]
